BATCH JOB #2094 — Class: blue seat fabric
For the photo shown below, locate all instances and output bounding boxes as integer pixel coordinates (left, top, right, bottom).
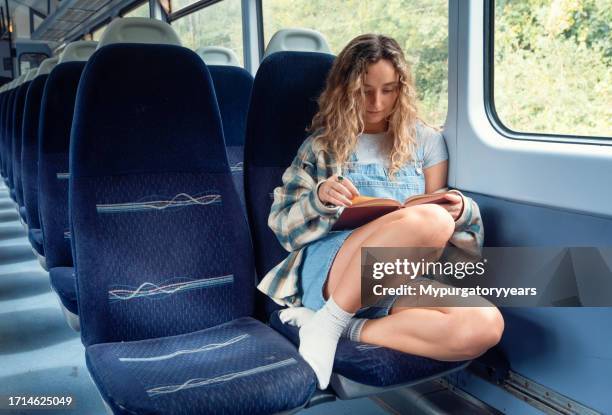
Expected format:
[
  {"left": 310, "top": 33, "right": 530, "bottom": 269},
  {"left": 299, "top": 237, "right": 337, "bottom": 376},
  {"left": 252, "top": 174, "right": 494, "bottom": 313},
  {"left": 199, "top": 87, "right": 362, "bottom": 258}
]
[
  {"left": 49, "top": 266, "right": 77, "bottom": 315},
  {"left": 70, "top": 43, "right": 315, "bottom": 413},
  {"left": 28, "top": 228, "right": 45, "bottom": 256},
  {"left": 244, "top": 52, "right": 336, "bottom": 319},
  {"left": 87, "top": 317, "right": 315, "bottom": 415},
  {"left": 4, "top": 90, "right": 16, "bottom": 192},
  {"left": 11, "top": 81, "right": 31, "bottom": 208},
  {"left": 22, "top": 75, "right": 50, "bottom": 231},
  {"left": 208, "top": 66, "right": 253, "bottom": 208},
  {"left": 18, "top": 206, "right": 27, "bottom": 224},
  {"left": 0, "top": 92, "right": 7, "bottom": 177},
  {"left": 38, "top": 62, "right": 85, "bottom": 270}
]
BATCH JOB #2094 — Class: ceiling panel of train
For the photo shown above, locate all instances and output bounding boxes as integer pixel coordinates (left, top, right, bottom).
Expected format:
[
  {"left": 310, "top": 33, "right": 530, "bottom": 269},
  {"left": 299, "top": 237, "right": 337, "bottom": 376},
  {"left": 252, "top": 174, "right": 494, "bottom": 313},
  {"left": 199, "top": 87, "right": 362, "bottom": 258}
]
[{"left": 25, "top": 0, "right": 131, "bottom": 42}]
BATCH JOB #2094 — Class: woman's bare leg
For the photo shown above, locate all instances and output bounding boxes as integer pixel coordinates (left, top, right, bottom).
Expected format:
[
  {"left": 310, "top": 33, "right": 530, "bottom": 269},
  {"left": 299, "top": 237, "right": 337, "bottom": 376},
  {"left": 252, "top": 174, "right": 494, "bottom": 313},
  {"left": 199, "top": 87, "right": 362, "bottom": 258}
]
[
  {"left": 359, "top": 306, "right": 504, "bottom": 360},
  {"left": 325, "top": 204, "right": 455, "bottom": 312},
  {"left": 324, "top": 204, "right": 504, "bottom": 360}
]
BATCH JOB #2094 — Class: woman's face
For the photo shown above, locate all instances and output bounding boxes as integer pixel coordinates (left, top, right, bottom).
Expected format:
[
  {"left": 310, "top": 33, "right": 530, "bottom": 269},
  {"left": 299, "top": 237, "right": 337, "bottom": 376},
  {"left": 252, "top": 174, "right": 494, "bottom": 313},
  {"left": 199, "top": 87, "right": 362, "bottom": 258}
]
[{"left": 362, "top": 59, "right": 400, "bottom": 133}]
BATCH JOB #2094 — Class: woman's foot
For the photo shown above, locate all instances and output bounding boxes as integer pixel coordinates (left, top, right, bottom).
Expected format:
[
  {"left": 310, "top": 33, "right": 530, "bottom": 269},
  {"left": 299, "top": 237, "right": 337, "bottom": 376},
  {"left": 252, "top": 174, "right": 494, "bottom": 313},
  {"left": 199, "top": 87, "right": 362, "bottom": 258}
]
[
  {"left": 297, "top": 297, "right": 354, "bottom": 389},
  {"left": 279, "top": 307, "right": 315, "bottom": 326},
  {"left": 281, "top": 307, "right": 367, "bottom": 342}
]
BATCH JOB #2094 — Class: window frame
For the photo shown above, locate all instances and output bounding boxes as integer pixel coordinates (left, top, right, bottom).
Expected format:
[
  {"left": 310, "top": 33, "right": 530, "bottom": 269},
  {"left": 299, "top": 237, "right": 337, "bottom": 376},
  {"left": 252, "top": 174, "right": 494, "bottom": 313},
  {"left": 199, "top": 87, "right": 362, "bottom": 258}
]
[
  {"left": 120, "top": 1, "right": 151, "bottom": 18},
  {"left": 168, "top": 0, "right": 248, "bottom": 67},
  {"left": 166, "top": 0, "right": 224, "bottom": 22},
  {"left": 483, "top": 0, "right": 611, "bottom": 146}
]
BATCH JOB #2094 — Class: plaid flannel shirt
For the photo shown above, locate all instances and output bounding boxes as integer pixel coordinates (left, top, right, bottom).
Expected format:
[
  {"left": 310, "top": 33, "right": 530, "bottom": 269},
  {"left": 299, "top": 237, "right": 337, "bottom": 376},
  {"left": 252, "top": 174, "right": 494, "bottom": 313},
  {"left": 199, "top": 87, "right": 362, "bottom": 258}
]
[{"left": 257, "top": 135, "right": 484, "bottom": 307}]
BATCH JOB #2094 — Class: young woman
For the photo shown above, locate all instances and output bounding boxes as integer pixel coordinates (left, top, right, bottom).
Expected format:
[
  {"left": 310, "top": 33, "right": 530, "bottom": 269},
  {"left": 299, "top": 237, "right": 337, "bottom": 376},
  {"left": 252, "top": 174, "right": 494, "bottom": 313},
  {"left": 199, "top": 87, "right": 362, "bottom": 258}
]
[{"left": 258, "top": 34, "right": 504, "bottom": 389}]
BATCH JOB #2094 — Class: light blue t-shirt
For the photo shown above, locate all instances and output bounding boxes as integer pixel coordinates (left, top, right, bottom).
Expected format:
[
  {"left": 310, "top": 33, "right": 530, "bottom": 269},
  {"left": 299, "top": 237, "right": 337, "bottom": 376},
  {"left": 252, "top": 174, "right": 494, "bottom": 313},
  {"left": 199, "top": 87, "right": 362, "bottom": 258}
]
[{"left": 355, "top": 121, "right": 448, "bottom": 169}]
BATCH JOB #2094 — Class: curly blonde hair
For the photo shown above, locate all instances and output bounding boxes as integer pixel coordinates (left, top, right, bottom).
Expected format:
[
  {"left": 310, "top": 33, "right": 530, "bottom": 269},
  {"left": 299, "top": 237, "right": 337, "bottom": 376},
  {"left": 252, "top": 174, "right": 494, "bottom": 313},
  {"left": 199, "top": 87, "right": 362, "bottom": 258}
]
[{"left": 310, "top": 34, "right": 420, "bottom": 178}]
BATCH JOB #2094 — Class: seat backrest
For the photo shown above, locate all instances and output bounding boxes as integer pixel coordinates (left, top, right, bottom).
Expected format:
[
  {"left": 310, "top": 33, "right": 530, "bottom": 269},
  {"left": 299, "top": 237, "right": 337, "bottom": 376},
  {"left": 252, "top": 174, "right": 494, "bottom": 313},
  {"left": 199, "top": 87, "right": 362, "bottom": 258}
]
[
  {"left": 244, "top": 52, "right": 334, "bottom": 317},
  {"left": 11, "top": 78, "right": 32, "bottom": 206},
  {"left": 208, "top": 65, "right": 253, "bottom": 207},
  {"left": 70, "top": 18, "right": 253, "bottom": 346},
  {"left": 2, "top": 89, "right": 16, "bottom": 185},
  {"left": 21, "top": 57, "right": 59, "bottom": 229},
  {"left": 264, "top": 28, "right": 332, "bottom": 58},
  {"left": 38, "top": 42, "right": 96, "bottom": 268},
  {"left": 0, "top": 91, "right": 8, "bottom": 176}
]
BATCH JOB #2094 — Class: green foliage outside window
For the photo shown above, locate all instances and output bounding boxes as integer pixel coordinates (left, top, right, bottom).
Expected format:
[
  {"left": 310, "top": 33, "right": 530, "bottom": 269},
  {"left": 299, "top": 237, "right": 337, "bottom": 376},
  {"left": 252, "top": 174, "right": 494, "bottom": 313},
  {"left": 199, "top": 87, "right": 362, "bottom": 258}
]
[
  {"left": 263, "top": 0, "right": 449, "bottom": 127},
  {"left": 170, "top": 0, "right": 610, "bottom": 137},
  {"left": 495, "top": 0, "right": 611, "bottom": 137},
  {"left": 171, "top": 0, "right": 244, "bottom": 66}
]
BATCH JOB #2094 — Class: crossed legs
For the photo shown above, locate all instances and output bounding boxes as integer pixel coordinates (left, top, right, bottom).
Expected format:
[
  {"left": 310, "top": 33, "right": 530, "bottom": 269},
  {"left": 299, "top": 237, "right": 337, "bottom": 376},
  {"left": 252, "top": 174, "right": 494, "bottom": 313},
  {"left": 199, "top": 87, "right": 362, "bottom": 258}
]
[
  {"left": 297, "top": 205, "right": 504, "bottom": 388},
  {"left": 326, "top": 204, "right": 504, "bottom": 360}
]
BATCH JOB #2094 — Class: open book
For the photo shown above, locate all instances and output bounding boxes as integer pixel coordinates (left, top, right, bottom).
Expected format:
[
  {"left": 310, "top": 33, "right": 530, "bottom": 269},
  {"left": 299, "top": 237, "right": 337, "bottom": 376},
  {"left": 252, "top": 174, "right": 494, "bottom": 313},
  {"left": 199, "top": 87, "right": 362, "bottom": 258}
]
[{"left": 332, "top": 192, "right": 454, "bottom": 231}]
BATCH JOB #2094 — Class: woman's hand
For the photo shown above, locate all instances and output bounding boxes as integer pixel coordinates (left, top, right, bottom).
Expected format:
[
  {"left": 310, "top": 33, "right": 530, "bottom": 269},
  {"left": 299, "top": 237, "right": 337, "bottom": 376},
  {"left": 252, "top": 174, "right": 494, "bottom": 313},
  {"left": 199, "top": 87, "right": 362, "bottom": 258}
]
[
  {"left": 318, "top": 174, "right": 360, "bottom": 207},
  {"left": 438, "top": 192, "right": 464, "bottom": 221}
]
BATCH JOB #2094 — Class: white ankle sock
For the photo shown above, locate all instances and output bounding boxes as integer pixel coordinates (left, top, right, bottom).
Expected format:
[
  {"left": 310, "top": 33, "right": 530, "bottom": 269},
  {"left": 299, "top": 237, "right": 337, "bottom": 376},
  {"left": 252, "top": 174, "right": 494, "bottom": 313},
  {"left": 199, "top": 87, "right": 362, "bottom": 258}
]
[
  {"left": 280, "top": 307, "right": 367, "bottom": 342},
  {"left": 298, "top": 296, "right": 355, "bottom": 389}
]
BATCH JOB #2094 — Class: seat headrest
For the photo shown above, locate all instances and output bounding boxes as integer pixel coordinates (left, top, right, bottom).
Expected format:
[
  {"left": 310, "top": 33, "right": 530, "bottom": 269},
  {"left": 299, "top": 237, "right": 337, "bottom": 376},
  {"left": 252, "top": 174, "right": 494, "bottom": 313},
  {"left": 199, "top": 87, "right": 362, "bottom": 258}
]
[
  {"left": 196, "top": 46, "right": 241, "bottom": 66},
  {"left": 15, "top": 73, "right": 26, "bottom": 86},
  {"left": 97, "top": 18, "right": 181, "bottom": 48},
  {"left": 36, "top": 56, "right": 60, "bottom": 76},
  {"left": 264, "top": 28, "right": 332, "bottom": 58},
  {"left": 59, "top": 41, "right": 98, "bottom": 63},
  {"left": 24, "top": 68, "right": 38, "bottom": 82}
]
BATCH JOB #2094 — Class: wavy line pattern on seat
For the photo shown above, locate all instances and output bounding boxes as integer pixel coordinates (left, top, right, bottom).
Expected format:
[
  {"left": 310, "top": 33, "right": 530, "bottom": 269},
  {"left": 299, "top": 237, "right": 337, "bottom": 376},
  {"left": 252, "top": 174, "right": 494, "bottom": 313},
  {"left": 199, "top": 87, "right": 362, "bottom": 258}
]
[
  {"left": 119, "top": 333, "right": 250, "bottom": 362},
  {"left": 108, "top": 275, "right": 234, "bottom": 302},
  {"left": 146, "top": 358, "right": 298, "bottom": 397},
  {"left": 96, "top": 192, "right": 222, "bottom": 214}
]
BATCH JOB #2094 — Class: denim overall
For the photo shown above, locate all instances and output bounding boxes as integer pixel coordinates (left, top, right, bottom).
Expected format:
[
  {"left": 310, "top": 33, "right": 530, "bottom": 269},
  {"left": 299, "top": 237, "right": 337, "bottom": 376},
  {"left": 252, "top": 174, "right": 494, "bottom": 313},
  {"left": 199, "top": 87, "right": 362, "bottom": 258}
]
[{"left": 300, "top": 146, "right": 427, "bottom": 315}]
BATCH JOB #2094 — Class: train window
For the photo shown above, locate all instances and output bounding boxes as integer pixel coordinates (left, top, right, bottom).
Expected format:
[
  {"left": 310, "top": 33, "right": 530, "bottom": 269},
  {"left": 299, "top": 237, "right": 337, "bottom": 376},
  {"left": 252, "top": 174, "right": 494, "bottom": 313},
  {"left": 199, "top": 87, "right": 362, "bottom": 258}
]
[
  {"left": 19, "top": 52, "right": 48, "bottom": 74},
  {"left": 493, "top": 0, "right": 611, "bottom": 138},
  {"left": 122, "top": 1, "right": 150, "bottom": 18},
  {"left": 171, "top": 0, "right": 244, "bottom": 65},
  {"left": 262, "top": 0, "right": 449, "bottom": 127}
]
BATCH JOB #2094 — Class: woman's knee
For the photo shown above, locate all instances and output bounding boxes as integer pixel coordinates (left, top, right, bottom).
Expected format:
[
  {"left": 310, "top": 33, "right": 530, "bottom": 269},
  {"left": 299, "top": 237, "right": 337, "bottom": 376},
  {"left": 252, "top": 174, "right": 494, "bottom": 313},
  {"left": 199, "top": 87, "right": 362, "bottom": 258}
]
[
  {"left": 391, "top": 205, "right": 455, "bottom": 246},
  {"left": 446, "top": 307, "right": 505, "bottom": 360}
]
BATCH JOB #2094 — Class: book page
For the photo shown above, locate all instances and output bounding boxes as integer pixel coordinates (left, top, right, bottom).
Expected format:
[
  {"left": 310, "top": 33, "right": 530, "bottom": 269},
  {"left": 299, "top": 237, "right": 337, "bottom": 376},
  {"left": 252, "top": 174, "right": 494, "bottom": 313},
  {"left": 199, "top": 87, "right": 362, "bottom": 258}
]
[
  {"left": 351, "top": 195, "right": 401, "bottom": 208},
  {"left": 402, "top": 192, "right": 451, "bottom": 207}
]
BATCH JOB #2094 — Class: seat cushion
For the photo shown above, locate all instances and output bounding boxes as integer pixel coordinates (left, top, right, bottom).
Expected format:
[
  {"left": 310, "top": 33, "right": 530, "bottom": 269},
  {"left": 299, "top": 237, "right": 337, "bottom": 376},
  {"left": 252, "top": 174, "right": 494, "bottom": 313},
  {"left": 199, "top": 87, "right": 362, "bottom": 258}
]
[
  {"left": 49, "top": 266, "right": 77, "bottom": 315},
  {"left": 19, "top": 206, "right": 27, "bottom": 224},
  {"left": 86, "top": 317, "right": 316, "bottom": 415},
  {"left": 270, "top": 310, "right": 468, "bottom": 388},
  {"left": 27, "top": 228, "right": 44, "bottom": 256}
]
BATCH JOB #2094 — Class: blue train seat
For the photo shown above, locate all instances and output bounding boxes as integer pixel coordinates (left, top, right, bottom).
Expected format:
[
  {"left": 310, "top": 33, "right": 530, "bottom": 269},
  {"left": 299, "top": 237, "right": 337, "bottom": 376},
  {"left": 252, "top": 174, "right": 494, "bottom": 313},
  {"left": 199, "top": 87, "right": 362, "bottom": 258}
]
[
  {"left": 69, "top": 18, "right": 316, "bottom": 414},
  {"left": 1, "top": 84, "right": 16, "bottom": 183},
  {"left": 0, "top": 87, "right": 8, "bottom": 179},
  {"left": 39, "top": 41, "right": 98, "bottom": 328},
  {"left": 7, "top": 74, "right": 27, "bottom": 201},
  {"left": 12, "top": 70, "right": 37, "bottom": 222},
  {"left": 22, "top": 57, "right": 60, "bottom": 258},
  {"left": 197, "top": 46, "right": 253, "bottom": 207},
  {"left": 3, "top": 80, "right": 19, "bottom": 190},
  {"left": 244, "top": 50, "right": 470, "bottom": 399}
]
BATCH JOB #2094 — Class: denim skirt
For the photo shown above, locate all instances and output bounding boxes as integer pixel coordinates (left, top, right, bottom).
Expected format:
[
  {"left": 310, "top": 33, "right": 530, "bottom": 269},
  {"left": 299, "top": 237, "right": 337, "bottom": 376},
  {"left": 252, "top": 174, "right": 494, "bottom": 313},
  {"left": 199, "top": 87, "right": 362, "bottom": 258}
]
[{"left": 299, "top": 230, "right": 397, "bottom": 318}]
